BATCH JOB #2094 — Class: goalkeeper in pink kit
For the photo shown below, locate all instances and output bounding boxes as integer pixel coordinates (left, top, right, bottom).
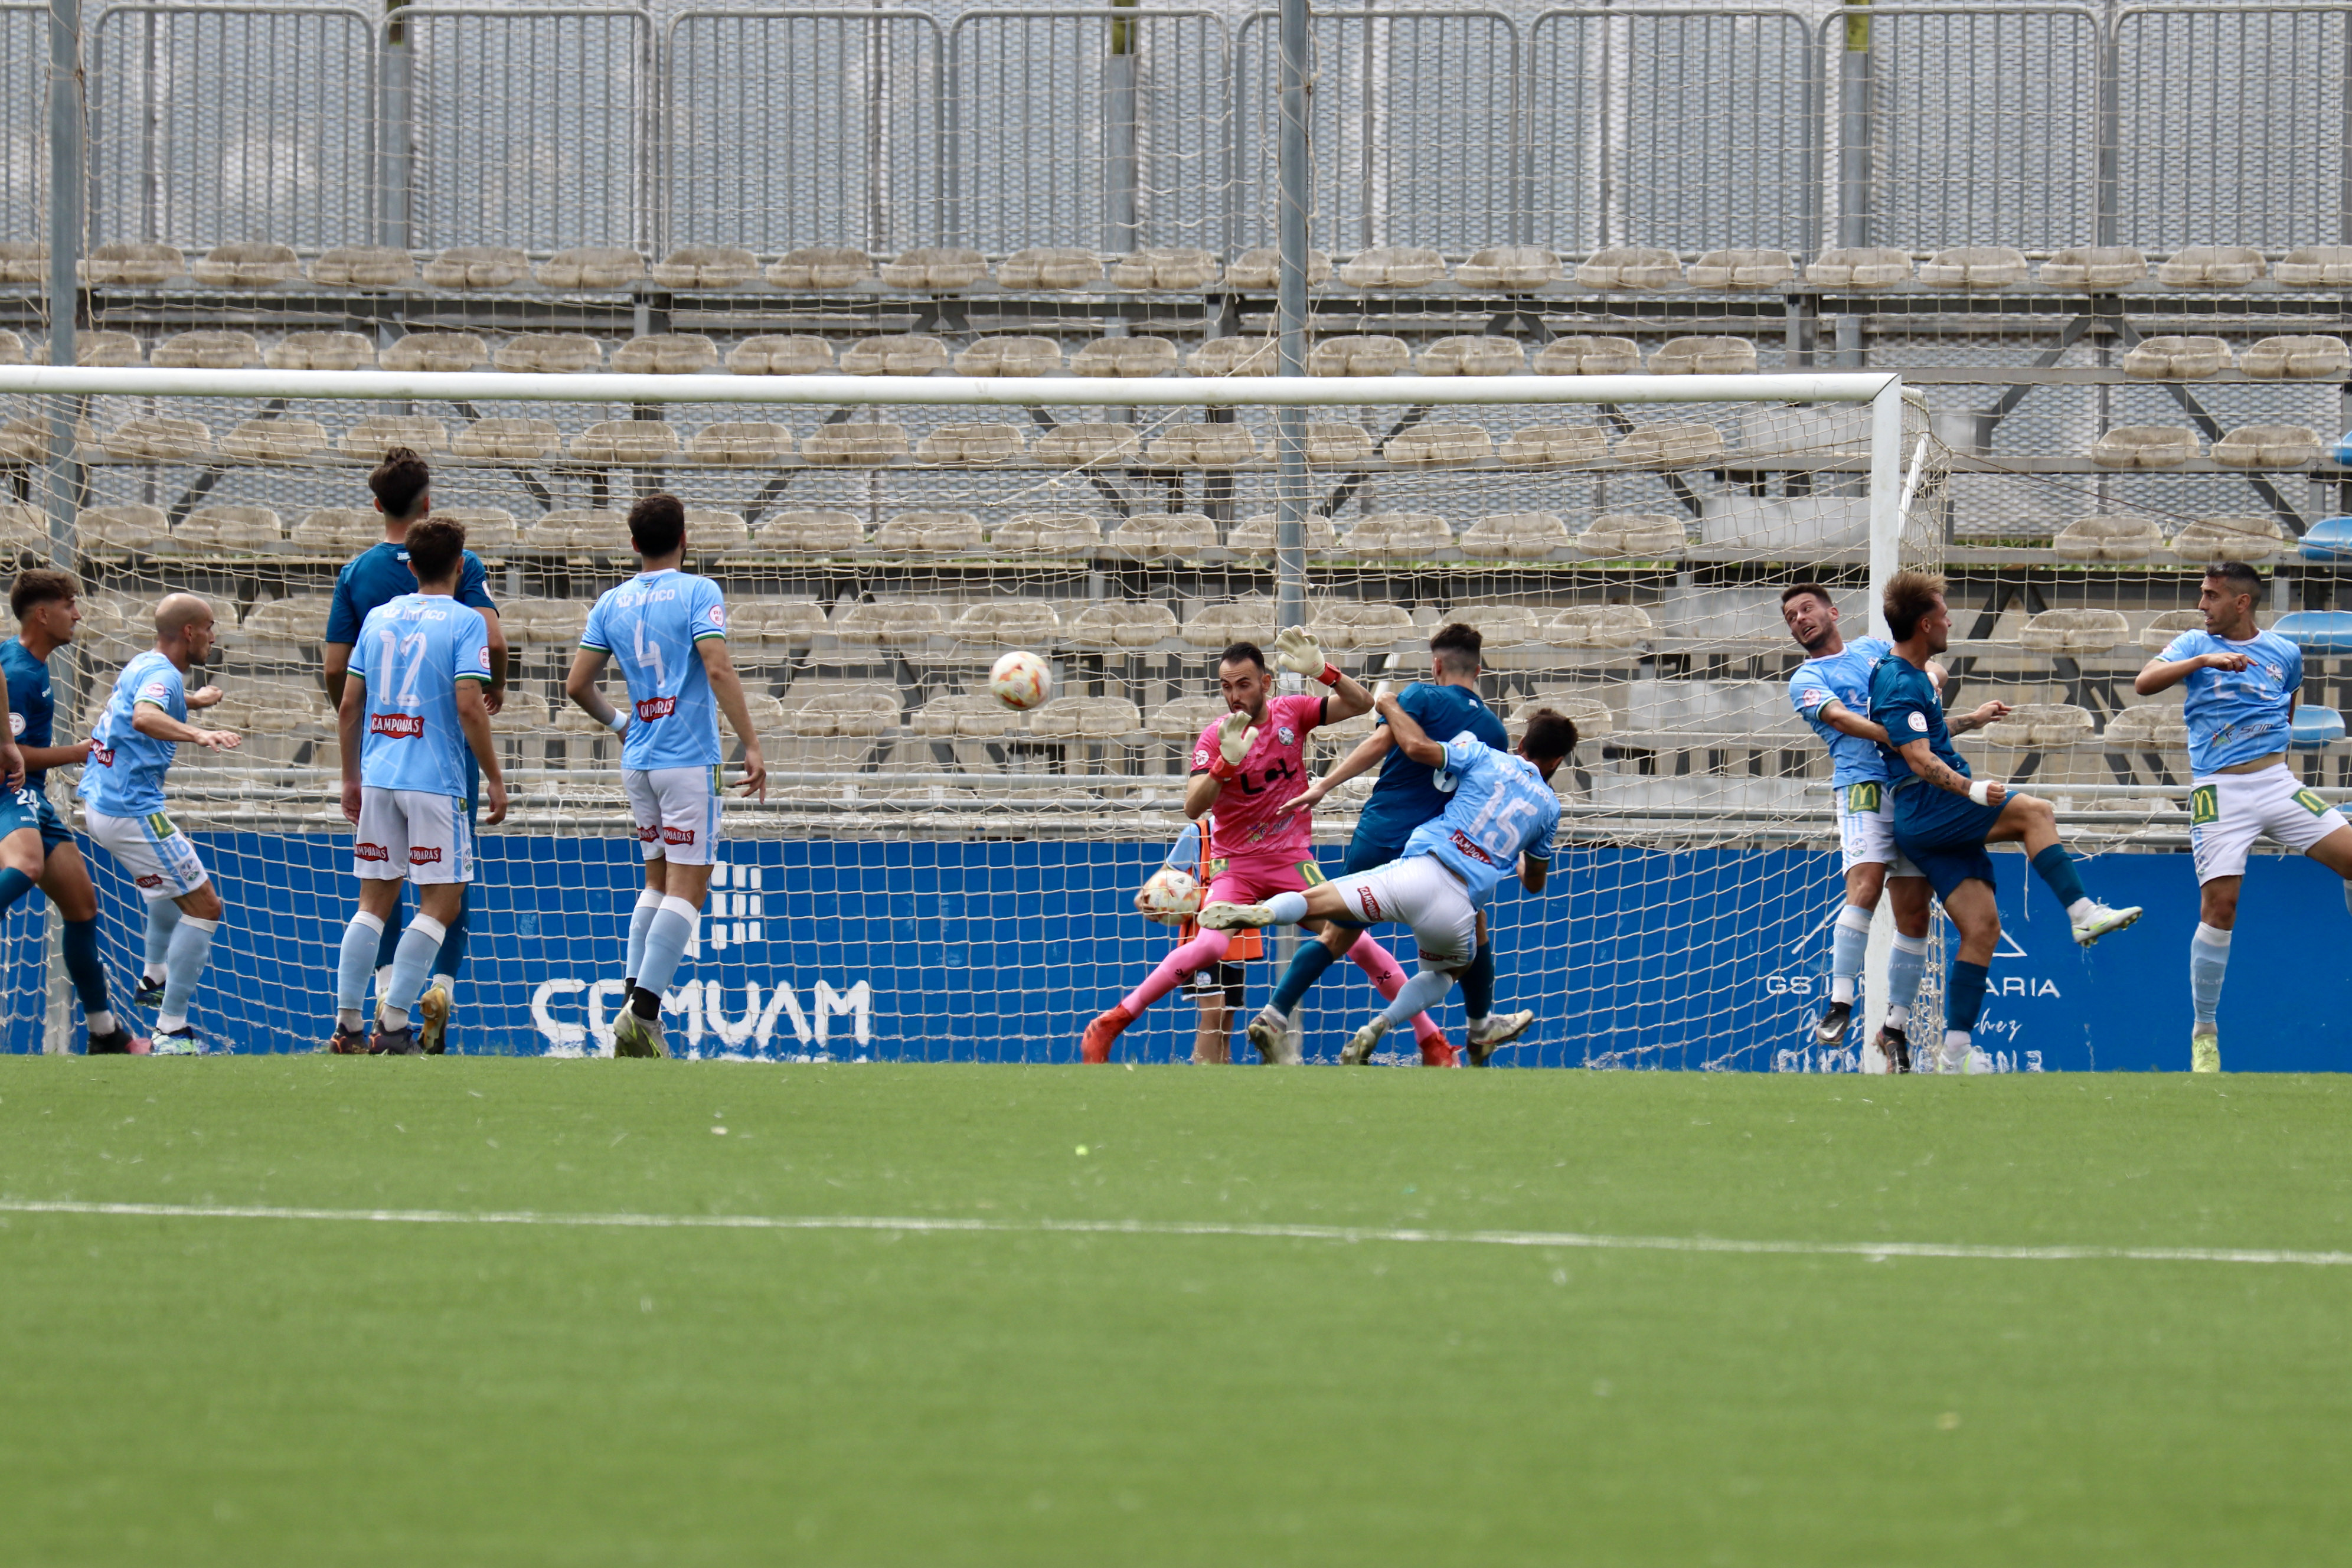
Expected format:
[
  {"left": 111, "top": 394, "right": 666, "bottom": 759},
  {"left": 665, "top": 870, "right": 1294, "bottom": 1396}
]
[{"left": 1080, "top": 630, "right": 1458, "bottom": 1065}]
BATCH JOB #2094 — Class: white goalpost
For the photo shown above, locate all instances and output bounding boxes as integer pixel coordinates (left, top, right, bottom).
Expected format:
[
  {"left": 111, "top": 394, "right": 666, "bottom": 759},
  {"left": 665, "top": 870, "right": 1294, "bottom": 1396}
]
[{"left": 0, "top": 361, "right": 1939, "bottom": 1063}]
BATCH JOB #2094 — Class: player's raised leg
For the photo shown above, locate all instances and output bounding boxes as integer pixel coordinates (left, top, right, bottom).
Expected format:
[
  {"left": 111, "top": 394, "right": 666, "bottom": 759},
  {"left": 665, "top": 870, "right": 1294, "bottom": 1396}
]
[{"left": 1979, "top": 792, "right": 2141, "bottom": 943}]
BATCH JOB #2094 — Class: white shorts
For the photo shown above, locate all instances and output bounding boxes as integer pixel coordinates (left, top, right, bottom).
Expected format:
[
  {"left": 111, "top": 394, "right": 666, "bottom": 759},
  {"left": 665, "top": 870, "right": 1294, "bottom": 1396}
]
[
  {"left": 84, "top": 808, "right": 209, "bottom": 899},
  {"left": 625, "top": 765, "right": 723, "bottom": 865},
  {"left": 1835, "top": 782, "right": 1923, "bottom": 878},
  {"left": 1324, "top": 854, "right": 1479, "bottom": 969},
  {"left": 354, "top": 786, "right": 473, "bottom": 884},
  {"left": 2190, "top": 765, "right": 2350, "bottom": 884}
]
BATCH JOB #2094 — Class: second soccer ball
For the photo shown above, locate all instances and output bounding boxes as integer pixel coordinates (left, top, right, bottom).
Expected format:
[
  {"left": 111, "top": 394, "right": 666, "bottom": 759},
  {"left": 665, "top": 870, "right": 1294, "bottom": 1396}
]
[{"left": 989, "top": 649, "right": 1054, "bottom": 711}]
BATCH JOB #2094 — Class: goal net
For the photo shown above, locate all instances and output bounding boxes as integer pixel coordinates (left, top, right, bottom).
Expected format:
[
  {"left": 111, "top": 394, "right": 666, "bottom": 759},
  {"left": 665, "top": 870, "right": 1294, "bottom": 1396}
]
[{"left": 0, "top": 361, "right": 1942, "bottom": 1063}]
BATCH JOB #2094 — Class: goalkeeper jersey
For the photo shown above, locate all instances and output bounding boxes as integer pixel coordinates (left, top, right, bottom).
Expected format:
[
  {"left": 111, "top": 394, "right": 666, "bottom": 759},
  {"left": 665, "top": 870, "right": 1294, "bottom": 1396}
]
[{"left": 1188, "top": 692, "right": 1325, "bottom": 860}]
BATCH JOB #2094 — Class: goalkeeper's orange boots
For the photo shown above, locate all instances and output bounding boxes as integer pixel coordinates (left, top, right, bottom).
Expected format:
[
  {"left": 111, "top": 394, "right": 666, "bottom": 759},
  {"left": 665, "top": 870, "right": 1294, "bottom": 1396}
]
[{"left": 1080, "top": 1005, "right": 1135, "bottom": 1063}]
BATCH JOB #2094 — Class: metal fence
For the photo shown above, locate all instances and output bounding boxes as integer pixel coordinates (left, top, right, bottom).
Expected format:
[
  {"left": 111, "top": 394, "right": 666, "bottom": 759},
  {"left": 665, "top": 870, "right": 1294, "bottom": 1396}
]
[{"left": 34, "top": 2, "right": 2352, "bottom": 261}]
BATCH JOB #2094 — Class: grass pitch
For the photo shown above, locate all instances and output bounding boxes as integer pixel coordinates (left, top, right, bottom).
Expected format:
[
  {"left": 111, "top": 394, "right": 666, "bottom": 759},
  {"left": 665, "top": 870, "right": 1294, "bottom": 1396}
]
[{"left": 4, "top": 1061, "right": 2350, "bottom": 1566}]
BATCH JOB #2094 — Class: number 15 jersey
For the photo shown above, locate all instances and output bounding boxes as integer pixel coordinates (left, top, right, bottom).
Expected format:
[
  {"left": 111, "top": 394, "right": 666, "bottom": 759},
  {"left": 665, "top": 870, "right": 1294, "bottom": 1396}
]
[
  {"left": 1402, "top": 731, "right": 1560, "bottom": 902},
  {"left": 580, "top": 569, "right": 729, "bottom": 770},
  {"left": 349, "top": 593, "right": 494, "bottom": 799}
]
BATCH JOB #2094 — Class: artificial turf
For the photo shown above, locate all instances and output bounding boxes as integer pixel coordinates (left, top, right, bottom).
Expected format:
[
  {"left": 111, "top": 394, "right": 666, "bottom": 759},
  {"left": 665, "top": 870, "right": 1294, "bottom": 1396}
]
[{"left": 2, "top": 1059, "right": 2349, "bottom": 1567}]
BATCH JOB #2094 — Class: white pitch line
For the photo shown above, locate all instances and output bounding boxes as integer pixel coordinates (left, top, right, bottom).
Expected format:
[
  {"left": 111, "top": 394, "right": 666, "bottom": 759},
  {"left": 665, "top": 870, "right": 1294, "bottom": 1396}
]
[{"left": 2, "top": 1198, "right": 2348, "bottom": 1269}]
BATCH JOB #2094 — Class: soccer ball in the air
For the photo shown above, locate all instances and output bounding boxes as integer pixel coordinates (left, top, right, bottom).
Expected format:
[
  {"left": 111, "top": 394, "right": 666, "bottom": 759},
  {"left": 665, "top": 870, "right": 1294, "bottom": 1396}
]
[
  {"left": 1136, "top": 866, "right": 1201, "bottom": 925},
  {"left": 989, "top": 650, "right": 1054, "bottom": 711}
]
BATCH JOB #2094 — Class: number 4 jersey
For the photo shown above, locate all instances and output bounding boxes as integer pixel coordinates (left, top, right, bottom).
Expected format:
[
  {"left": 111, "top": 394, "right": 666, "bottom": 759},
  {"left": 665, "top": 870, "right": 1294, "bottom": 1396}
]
[
  {"left": 1400, "top": 731, "right": 1560, "bottom": 902},
  {"left": 349, "top": 593, "right": 494, "bottom": 798},
  {"left": 580, "top": 569, "right": 729, "bottom": 770}
]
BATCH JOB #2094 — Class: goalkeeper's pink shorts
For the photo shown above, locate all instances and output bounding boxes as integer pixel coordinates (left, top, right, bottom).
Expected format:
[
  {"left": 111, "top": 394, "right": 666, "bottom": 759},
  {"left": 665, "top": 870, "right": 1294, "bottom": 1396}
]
[{"left": 1203, "top": 850, "right": 1325, "bottom": 910}]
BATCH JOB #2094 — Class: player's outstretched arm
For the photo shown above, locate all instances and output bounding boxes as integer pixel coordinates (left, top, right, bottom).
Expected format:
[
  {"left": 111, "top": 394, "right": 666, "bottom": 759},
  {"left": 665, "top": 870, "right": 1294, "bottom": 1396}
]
[
  {"left": 1374, "top": 685, "right": 1446, "bottom": 768},
  {"left": 1272, "top": 626, "right": 1373, "bottom": 720},
  {"left": 336, "top": 672, "right": 367, "bottom": 823},
  {"left": 563, "top": 647, "right": 621, "bottom": 729},
  {"left": 2135, "top": 648, "right": 2247, "bottom": 695},
  {"left": 1519, "top": 852, "right": 1549, "bottom": 893},
  {"left": 1281, "top": 725, "right": 1396, "bottom": 814},
  {"left": 697, "top": 637, "right": 767, "bottom": 801},
  {"left": 133, "top": 698, "right": 239, "bottom": 752},
  {"left": 1945, "top": 697, "right": 2011, "bottom": 736},
  {"left": 455, "top": 680, "right": 508, "bottom": 826},
  {"left": 1897, "top": 737, "right": 1997, "bottom": 805},
  {"left": 1814, "top": 698, "right": 1892, "bottom": 746}
]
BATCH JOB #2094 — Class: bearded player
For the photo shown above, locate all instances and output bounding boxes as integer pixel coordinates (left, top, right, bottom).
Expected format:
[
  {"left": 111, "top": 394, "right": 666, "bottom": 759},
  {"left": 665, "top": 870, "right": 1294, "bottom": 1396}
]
[{"left": 1080, "top": 630, "right": 1453, "bottom": 1064}]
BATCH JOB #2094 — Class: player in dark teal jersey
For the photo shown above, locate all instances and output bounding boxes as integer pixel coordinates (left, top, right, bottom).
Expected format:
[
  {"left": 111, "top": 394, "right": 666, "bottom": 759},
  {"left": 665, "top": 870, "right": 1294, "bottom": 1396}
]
[
  {"left": 1, "top": 570, "right": 145, "bottom": 1051},
  {"left": 320, "top": 449, "right": 506, "bottom": 1053}
]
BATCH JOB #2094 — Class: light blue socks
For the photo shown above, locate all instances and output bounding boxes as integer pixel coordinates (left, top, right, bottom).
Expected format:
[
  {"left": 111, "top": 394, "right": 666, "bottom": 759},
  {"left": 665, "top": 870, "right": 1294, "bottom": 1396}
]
[
  {"left": 1259, "top": 890, "right": 1311, "bottom": 926},
  {"left": 337, "top": 910, "right": 384, "bottom": 1030},
  {"left": 2190, "top": 922, "right": 2231, "bottom": 1029},
  {"left": 155, "top": 914, "right": 218, "bottom": 1036},
  {"left": 380, "top": 915, "right": 445, "bottom": 1031},
  {"left": 1829, "top": 904, "right": 1872, "bottom": 1005},
  {"left": 630, "top": 896, "right": 701, "bottom": 1017},
  {"left": 1886, "top": 931, "right": 1930, "bottom": 1031},
  {"left": 625, "top": 887, "right": 665, "bottom": 987},
  {"left": 143, "top": 896, "right": 181, "bottom": 989},
  {"left": 1379, "top": 965, "right": 1456, "bottom": 1030}
]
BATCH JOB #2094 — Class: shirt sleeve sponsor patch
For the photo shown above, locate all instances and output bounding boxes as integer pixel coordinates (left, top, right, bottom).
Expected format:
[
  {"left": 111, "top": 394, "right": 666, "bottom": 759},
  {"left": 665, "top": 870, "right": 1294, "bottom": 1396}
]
[
  {"left": 1799, "top": 686, "right": 1831, "bottom": 711},
  {"left": 1907, "top": 711, "right": 1929, "bottom": 732}
]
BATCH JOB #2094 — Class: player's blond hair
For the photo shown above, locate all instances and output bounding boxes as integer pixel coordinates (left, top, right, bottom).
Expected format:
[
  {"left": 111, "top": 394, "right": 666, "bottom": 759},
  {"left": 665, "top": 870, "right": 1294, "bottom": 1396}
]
[{"left": 1882, "top": 570, "right": 1946, "bottom": 642}]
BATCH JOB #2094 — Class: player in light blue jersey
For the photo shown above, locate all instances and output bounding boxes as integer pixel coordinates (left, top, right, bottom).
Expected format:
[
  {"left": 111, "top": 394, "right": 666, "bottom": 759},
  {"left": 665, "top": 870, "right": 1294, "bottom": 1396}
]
[
  {"left": 77, "top": 594, "right": 242, "bottom": 1053},
  {"left": 328, "top": 519, "right": 509, "bottom": 1055},
  {"left": 565, "top": 494, "right": 767, "bottom": 1059},
  {"left": 1780, "top": 582, "right": 2006, "bottom": 1069},
  {"left": 2134, "top": 561, "right": 2352, "bottom": 1072},
  {"left": 1202, "top": 698, "right": 1575, "bottom": 1066}
]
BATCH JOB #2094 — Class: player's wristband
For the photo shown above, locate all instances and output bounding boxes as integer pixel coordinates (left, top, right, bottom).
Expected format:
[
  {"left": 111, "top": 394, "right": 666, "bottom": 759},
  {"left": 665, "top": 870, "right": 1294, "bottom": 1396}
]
[
  {"left": 1206, "top": 752, "right": 1242, "bottom": 781},
  {"left": 1314, "top": 663, "right": 1341, "bottom": 688},
  {"left": 607, "top": 711, "right": 629, "bottom": 734},
  {"left": 1967, "top": 778, "right": 1996, "bottom": 806}
]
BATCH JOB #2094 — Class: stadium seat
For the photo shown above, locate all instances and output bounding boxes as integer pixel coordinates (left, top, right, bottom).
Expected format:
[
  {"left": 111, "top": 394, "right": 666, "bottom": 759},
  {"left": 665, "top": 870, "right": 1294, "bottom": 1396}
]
[
  {"left": 1307, "top": 335, "right": 1410, "bottom": 375},
  {"left": 100, "top": 416, "right": 213, "bottom": 462},
  {"left": 1224, "top": 248, "right": 1332, "bottom": 288},
  {"left": 1111, "top": 248, "right": 1221, "bottom": 290},
  {"left": 1226, "top": 514, "right": 1338, "bottom": 554},
  {"left": 2242, "top": 335, "right": 2351, "bottom": 379},
  {"left": 520, "top": 511, "right": 626, "bottom": 554},
  {"left": 220, "top": 417, "right": 328, "bottom": 462},
  {"left": 1340, "top": 512, "right": 1453, "bottom": 557},
  {"left": 1534, "top": 336, "right": 1642, "bottom": 375},
  {"left": 1148, "top": 694, "right": 1228, "bottom": 741},
  {"left": 452, "top": 418, "right": 560, "bottom": 459},
  {"left": 1454, "top": 246, "right": 1560, "bottom": 289},
  {"left": 651, "top": 246, "right": 756, "bottom": 289},
  {"left": 772, "top": 681, "right": 900, "bottom": 765},
  {"left": 535, "top": 247, "right": 644, "bottom": 288},
  {"left": 77, "top": 504, "right": 167, "bottom": 554},
  {"left": 2103, "top": 703, "right": 2189, "bottom": 749},
  {"left": 756, "top": 510, "right": 864, "bottom": 553},
  {"left": 612, "top": 334, "right": 717, "bottom": 375},
  {"left": 500, "top": 598, "right": 591, "bottom": 645},
  {"left": 991, "top": 513, "right": 1103, "bottom": 555},
  {"left": 1981, "top": 703, "right": 2094, "bottom": 748},
  {"left": 1030, "top": 696, "right": 1142, "bottom": 741},
  {"left": 2139, "top": 609, "right": 2205, "bottom": 652},
  {"left": 1066, "top": 599, "right": 1180, "bottom": 648},
  {"left": 382, "top": 331, "right": 487, "bottom": 373},
  {"left": 2291, "top": 705, "right": 2347, "bottom": 748},
  {"left": 1383, "top": 423, "right": 1489, "bottom": 468},
  {"left": 0, "top": 329, "right": 20, "bottom": 365},
  {"left": 1187, "top": 335, "right": 1276, "bottom": 375},
  {"left": 802, "top": 421, "right": 908, "bottom": 464},
  {"left": 689, "top": 421, "right": 792, "bottom": 465},
  {"left": 1616, "top": 423, "right": 1724, "bottom": 465},
  {"left": 2299, "top": 516, "right": 2352, "bottom": 561},
  {"left": 152, "top": 330, "right": 260, "bottom": 370},
  {"left": 1436, "top": 602, "right": 1541, "bottom": 647},
  {"left": 2037, "top": 246, "right": 2147, "bottom": 288},
  {"left": 1307, "top": 599, "right": 1415, "bottom": 650},
  {"left": 1072, "top": 336, "right": 1178, "bottom": 377},
  {"left": 1416, "top": 335, "right": 1524, "bottom": 375},
  {"left": 2272, "top": 611, "right": 2352, "bottom": 654},
  {"left": 1033, "top": 422, "right": 1139, "bottom": 466},
  {"left": 1146, "top": 423, "right": 1257, "bottom": 466},
  {"left": 1461, "top": 511, "right": 1570, "bottom": 558},
  {"left": 173, "top": 505, "right": 282, "bottom": 554},
  {"left": 1107, "top": 513, "right": 1218, "bottom": 559},
  {"left": 2213, "top": 424, "right": 2321, "bottom": 469},
  {"left": 266, "top": 330, "right": 374, "bottom": 371},
  {"left": 1919, "top": 246, "right": 2028, "bottom": 286},
  {"left": 840, "top": 334, "right": 948, "bottom": 375},
  {"left": 2052, "top": 514, "right": 2162, "bottom": 561},
  {"left": 729, "top": 335, "right": 833, "bottom": 375},
  {"left": 0, "top": 419, "right": 41, "bottom": 463},
  {"left": 290, "top": 508, "right": 381, "bottom": 555},
  {"left": 2156, "top": 245, "right": 2264, "bottom": 287},
  {"left": 76, "top": 331, "right": 141, "bottom": 367},
  {"left": 950, "top": 600, "right": 1064, "bottom": 649},
  {"left": 2121, "top": 335, "right": 2232, "bottom": 378},
  {"left": 422, "top": 246, "right": 528, "bottom": 289},
  {"left": 914, "top": 422, "right": 1023, "bottom": 465},
  {"left": 1574, "top": 246, "right": 1683, "bottom": 289},
  {"left": 1509, "top": 691, "right": 1612, "bottom": 741},
  {"left": 1337, "top": 246, "right": 1446, "bottom": 288},
  {"left": 1804, "top": 247, "right": 1913, "bottom": 288},
  {"left": 1687, "top": 249, "right": 1796, "bottom": 289},
  {"left": 567, "top": 420, "right": 678, "bottom": 463},
  {"left": 878, "top": 247, "right": 986, "bottom": 289},
  {"left": 1500, "top": 424, "right": 1609, "bottom": 468},
  {"left": 495, "top": 332, "right": 603, "bottom": 373},
  {"left": 912, "top": 692, "right": 1018, "bottom": 738},
  {"left": 1649, "top": 336, "right": 1758, "bottom": 375},
  {"left": 684, "top": 508, "right": 750, "bottom": 556},
  {"left": 79, "top": 241, "right": 181, "bottom": 285},
  {"left": 310, "top": 246, "right": 413, "bottom": 288},
  {"left": 1183, "top": 597, "right": 1275, "bottom": 648},
  {"left": 437, "top": 507, "right": 516, "bottom": 554},
  {"left": 827, "top": 600, "right": 946, "bottom": 647},
  {"left": 2092, "top": 426, "right": 2198, "bottom": 468},
  {"left": 954, "top": 336, "right": 1062, "bottom": 376},
  {"left": 239, "top": 594, "right": 335, "bottom": 651},
  {"left": 871, "top": 511, "right": 982, "bottom": 554},
  {"left": 1299, "top": 422, "right": 1373, "bottom": 466},
  {"left": 767, "top": 246, "right": 873, "bottom": 288},
  {"left": 0, "top": 501, "right": 42, "bottom": 554},
  {"left": 1577, "top": 514, "right": 1686, "bottom": 558},
  {"left": 2274, "top": 246, "right": 2352, "bottom": 286},
  {"left": 998, "top": 247, "right": 1102, "bottom": 289},
  {"left": 2169, "top": 514, "right": 2285, "bottom": 562},
  {"left": 0, "top": 241, "right": 41, "bottom": 283},
  {"left": 191, "top": 242, "right": 298, "bottom": 286},
  {"left": 2020, "top": 607, "right": 2131, "bottom": 655}
]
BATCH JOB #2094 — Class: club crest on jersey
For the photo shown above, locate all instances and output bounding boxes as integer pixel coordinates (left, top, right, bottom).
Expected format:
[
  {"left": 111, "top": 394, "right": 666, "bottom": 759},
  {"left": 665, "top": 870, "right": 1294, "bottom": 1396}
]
[
  {"left": 661, "top": 825, "right": 696, "bottom": 846},
  {"left": 635, "top": 696, "right": 677, "bottom": 722},
  {"left": 355, "top": 842, "right": 390, "bottom": 862},
  {"left": 1448, "top": 828, "right": 1496, "bottom": 865},
  {"left": 1276, "top": 726, "right": 1296, "bottom": 746},
  {"left": 368, "top": 713, "right": 424, "bottom": 739},
  {"left": 1801, "top": 687, "right": 1831, "bottom": 710},
  {"left": 409, "top": 846, "right": 442, "bottom": 865},
  {"left": 1907, "top": 712, "right": 1929, "bottom": 732}
]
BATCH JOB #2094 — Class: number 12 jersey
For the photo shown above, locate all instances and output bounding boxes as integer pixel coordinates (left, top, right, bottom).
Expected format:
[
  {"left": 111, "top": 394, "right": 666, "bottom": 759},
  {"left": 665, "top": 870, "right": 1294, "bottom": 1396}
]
[{"left": 349, "top": 593, "right": 494, "bottom": 799}]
